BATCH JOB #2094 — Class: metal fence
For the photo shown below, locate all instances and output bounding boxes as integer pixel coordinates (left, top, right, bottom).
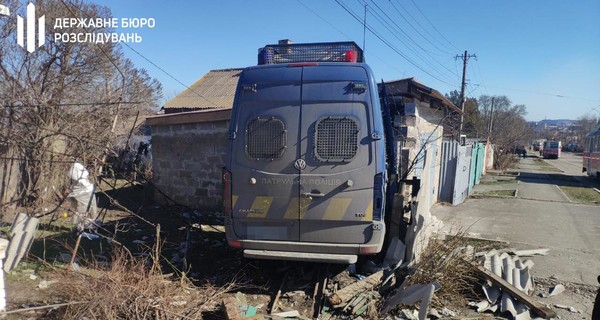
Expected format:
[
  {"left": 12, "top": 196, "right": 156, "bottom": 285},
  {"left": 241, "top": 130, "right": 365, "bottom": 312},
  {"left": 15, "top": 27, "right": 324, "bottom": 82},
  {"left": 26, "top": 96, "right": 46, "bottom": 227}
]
[{"left": 438, "top": 140, "right": 489, "bottom": 205}]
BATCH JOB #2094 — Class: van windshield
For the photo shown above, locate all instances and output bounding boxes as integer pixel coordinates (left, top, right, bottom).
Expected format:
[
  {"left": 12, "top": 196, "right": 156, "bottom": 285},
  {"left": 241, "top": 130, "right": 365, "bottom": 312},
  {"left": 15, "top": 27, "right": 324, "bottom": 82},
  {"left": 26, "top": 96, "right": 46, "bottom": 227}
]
[{"left": 548, "top": 142, "right": 559, "bottom": 148}]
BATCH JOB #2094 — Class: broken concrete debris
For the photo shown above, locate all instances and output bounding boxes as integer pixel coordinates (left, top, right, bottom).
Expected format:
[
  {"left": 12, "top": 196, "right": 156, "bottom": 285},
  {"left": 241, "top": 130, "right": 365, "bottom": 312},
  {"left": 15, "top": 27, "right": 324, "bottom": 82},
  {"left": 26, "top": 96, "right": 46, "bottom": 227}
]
[
  {"left": 508, "top": 248, "right": 550, "bottom": 257},
  {"left": 381, "top": 281, "right": 441, "bottom": 317},
  {"left": 547, "top": 284, "right": 565, "bottom": 297},
  {"left": 471, "top": 250, "right": 557, "bottom": 319},
  {"left": 553, "top": 304, "right": 580, "bottom": 313},
  {"left": 272, "top": 310, "right": 300, "bottom": 317}
]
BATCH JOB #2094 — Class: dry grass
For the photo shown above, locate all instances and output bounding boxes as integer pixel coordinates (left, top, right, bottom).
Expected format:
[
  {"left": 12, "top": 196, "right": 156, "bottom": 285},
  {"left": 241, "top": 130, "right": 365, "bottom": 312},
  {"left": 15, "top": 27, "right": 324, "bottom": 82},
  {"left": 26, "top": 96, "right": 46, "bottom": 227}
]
[
  {"left": 479, "top": 179, "right": 517, "bottom": 185},
  {"left": 48, "top": 248, "right": 233, "bottom": 320},
  {"left": 406, "top": 235, "right": 482, "bottom": 308},
  {"left": 471, "top": 189, "right": 517, "bottom": 198},
  {"left": 532, "top": 158, "right": 562, "bottom": 172},
  {"left": 559, "top": 186, "right": 600, "bottom": 205},
  {"left": 495, "top": 153, "right": 519, "bottom": 170}
]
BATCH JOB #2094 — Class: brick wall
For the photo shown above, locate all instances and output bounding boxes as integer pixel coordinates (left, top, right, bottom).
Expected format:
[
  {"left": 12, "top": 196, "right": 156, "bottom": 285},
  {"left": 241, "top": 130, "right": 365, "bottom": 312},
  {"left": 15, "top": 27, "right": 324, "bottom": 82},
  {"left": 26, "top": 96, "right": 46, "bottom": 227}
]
[{"left": 147, "top": 109, "right": 231, "bottom": 211}]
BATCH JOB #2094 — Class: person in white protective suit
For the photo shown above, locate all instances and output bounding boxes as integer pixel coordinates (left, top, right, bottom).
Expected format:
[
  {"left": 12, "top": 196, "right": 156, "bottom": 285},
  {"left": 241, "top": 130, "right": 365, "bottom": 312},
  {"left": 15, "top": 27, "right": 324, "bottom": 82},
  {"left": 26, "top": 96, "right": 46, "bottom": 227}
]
[{"left": 66, "top": 162, "right": 98, "bottom": 231}]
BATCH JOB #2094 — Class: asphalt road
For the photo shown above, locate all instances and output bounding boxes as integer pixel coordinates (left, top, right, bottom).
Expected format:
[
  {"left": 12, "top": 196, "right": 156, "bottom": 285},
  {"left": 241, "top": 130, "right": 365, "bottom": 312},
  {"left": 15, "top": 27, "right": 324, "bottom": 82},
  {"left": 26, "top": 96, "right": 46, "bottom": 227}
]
[
  {"left": 545, "top": 152, "right": 586, "bottom": 176},
  {"left": 432, "top": 156, "right": 600, "bottom": 286}
]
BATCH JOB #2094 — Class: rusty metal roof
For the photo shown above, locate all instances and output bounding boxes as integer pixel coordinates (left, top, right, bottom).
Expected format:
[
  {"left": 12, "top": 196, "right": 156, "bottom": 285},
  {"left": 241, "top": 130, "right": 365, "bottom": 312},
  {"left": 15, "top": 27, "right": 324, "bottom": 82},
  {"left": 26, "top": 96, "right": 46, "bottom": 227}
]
[
  {"left": 164, "top": 68, "right": 242, "bottom": 111},
  {"left": 379, "top": 77, "right": 460, "bottom": 113}
]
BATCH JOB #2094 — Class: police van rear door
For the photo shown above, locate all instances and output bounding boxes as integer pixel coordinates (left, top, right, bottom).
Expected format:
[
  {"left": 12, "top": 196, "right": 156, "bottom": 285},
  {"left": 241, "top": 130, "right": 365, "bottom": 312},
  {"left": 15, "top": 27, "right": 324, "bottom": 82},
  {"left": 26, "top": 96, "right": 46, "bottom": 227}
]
[
  {"left": 298, "top": 65, "right": 377, "bottom": 244},
  {"left": 230, "top": 66, "right": 301, "bottom": 241}
]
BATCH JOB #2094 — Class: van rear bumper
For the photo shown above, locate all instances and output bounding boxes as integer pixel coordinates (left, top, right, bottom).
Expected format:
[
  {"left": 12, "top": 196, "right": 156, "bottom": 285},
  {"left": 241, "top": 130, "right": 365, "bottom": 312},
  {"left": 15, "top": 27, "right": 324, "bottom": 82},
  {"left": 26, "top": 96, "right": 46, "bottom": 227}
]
[
  {"left": 244, "top": 249, "right": 357, "bottom": 264},
  {"left": 226, "top": 224, "right": 385, "bottom": 263}
]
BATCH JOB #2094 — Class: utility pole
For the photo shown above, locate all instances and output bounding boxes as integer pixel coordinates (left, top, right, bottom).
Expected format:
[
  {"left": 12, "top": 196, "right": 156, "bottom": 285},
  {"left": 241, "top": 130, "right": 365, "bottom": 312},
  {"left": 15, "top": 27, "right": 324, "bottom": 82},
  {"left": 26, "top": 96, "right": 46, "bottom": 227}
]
[
  {"left": 455, "top": 50, "right": 477, "bottom": 140},
  {"left": 363, "top": 5, "right": 367, "bottom": 52},
  {"left": 488, "top": 97, "right": 495, "bottom": 139}
]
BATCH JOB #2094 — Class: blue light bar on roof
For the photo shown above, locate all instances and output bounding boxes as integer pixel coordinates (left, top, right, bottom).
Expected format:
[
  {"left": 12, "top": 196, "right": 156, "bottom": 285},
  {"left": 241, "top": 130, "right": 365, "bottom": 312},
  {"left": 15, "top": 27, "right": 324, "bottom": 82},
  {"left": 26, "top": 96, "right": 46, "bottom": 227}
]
[{"left": 257, "top": 41, "right": 364, "bottom": 65}]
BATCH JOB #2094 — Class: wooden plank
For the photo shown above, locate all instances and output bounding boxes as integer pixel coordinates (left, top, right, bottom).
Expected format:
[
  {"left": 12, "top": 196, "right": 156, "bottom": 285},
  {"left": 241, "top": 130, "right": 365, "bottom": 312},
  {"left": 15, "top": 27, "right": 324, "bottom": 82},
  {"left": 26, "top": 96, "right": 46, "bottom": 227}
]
[
  {"left": 471, "top": 262, "right": 556, "bottom": 319},
  {"left": 222, "top": 294, "right": 243, "bottom": 320},
  {"left": 269, "top": 272, "right": 287, "bottom": 314},
  {"left": 328, "top": 269, "right": 385, "bottom": 306},
  {"left": 4, "top": 213, "right": 39, "bottom": 272}
]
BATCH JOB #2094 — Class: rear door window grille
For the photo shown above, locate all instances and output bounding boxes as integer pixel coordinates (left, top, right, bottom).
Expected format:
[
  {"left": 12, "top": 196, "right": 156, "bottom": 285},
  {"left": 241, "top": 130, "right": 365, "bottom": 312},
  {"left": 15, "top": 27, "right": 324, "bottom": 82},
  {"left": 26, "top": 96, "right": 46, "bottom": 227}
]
[
  {"left": 315, "top": 117, "right": 359, "bottom": 162},
  {"left": 246, "top": 118, "right": 287, "bottom": 160}
]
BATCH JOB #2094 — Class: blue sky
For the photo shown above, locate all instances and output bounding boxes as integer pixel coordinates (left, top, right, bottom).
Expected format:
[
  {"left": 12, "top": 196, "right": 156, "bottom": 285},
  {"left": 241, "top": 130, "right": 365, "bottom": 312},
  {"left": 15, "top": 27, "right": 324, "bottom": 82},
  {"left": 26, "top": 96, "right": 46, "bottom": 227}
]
[{"left": 96, "top": 0, "right": 599, "bottom": 121}]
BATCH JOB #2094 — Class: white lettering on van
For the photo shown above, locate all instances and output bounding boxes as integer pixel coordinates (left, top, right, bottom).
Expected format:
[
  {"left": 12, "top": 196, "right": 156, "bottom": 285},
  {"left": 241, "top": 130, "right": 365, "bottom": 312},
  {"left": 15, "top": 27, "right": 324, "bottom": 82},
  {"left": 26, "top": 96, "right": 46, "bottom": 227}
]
[{"left": 260, "top": 178, "right": 342, "bottom": 186}]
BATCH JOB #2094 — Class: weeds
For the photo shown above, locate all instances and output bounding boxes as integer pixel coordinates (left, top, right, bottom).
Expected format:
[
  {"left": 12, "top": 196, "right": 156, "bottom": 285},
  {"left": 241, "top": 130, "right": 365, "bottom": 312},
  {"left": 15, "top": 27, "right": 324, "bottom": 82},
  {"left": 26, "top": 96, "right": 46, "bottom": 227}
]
[
  {"left": 49, "top": 248, "right": 234, "bottom": 320},
  {"left": 406, "top": 234, "right": 482, "bottom": 307},
  {"left": 479, "top": 179, "right": 517, "bottom": 185},
  {"left": 471, "top": 189, "right": 517, "bottom": 198}
]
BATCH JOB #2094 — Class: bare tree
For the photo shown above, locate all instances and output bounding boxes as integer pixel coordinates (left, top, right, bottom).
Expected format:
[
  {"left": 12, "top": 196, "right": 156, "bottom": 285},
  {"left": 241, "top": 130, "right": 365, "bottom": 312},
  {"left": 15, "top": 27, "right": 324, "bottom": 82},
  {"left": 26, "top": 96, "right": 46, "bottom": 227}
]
[
  {"left": 0, "top": 0, "right": 162, "bottom": 214},
  {"left": 576, "top": 115, "right": 599, "bottom": 142},
  {"left": 444, "top": 90, "right": 480, "bottom": 138}
]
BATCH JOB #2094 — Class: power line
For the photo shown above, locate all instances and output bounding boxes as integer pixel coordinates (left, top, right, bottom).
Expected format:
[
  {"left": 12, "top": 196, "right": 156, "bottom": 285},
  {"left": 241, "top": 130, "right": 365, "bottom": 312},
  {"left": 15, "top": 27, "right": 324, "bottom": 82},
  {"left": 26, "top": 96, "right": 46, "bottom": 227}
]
[
  {"left": 295, "top": 0, "right": 411, "bottom": 77},
  {"left": 407, "top": 0, "right": 460, "bottom": 52},
  {"left": 363, "top": 0, "right": 459, "bottom": 81},
  {"left": 472, "top": 58, "right": 489, "bottom": 96},
  {"left": 60, "top": 0, "right": 221, "bottom": 108},
  {"left": 121, "top": 43, "right": 222, "bottom": 108},
  {"left": 296, "top": 0, "right": 352, "bottom": 41},
  {"left": 484, "top": 85, "right": 600, "bottom": 102},
  {"left": 59, "top": 0, "right": 126, "bottom": 91},
  {"left": 362, "top": 0, "right": 455, "bottom": 82},
  {"left": 334, "top": 0, "right": 458, "bottom": 87},
  {"left": 387, "top": 0, "right": 452, "bottom": 55},
  {"left": 390, "top": 0, "right": 454, "bottom": 54},
  {"left": 3, "top": 101, "right": 149, "bottom": 108}
]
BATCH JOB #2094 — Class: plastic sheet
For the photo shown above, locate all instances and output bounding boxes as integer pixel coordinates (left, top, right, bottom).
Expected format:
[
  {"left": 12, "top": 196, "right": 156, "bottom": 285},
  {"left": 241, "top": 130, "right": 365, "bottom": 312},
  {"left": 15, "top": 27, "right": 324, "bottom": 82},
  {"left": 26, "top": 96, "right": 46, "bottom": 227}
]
[{"left": 66, "top": 162, "right": 97, "bottom": 231}]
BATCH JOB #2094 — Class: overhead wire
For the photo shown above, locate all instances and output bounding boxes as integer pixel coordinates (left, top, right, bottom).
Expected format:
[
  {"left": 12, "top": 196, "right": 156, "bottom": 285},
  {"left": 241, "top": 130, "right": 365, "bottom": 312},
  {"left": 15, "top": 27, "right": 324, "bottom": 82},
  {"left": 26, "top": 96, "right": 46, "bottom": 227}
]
[
  {"left": 334, "top": 0, "right": 458, "bottom": 87},
  {"left": 3, "top": 101, "right": 149, "bottom": 108},
  {"left": 407, "top": 0, "right": 461, "bottom": 52},
  {"left": 484, "top": 85, "right": 600, "bottom": 102},
  {"left": 295, "top": 0, "right": 409, "bottom": 77},
  {"left": 361, "top": 1, "right": 450, "bottom": 80},
  {"left": 362, "top": 0, "right": 459, "bottom": 82},
  {"left": 59, "top": 0, "right": 126, "bottom": 95},
  {"left": 59, "top": 0, "right": 221, "bottom": 109},
  {"left": 120, "top": 43, "right": 223, "bottom": 108},
  {"left": 390, "top": 0, "right": 454, "bottom": 54},
  {"left": 387, "top": 0, "right": 452, "bottom": 55},
  {"left": 473, "top": 58, "right": 489, "bottom": 96}
]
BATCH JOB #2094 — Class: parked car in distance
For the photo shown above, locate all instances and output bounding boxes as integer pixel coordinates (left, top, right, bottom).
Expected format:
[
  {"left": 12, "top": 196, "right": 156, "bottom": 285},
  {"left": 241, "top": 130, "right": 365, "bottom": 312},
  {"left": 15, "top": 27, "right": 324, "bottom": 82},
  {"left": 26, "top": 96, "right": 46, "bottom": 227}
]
[
  {"left": 512, "top": 145, "right": 527, "bottom": 157},
  {"left": 542, "top": 140, "right": 561, "bottom": 159}
]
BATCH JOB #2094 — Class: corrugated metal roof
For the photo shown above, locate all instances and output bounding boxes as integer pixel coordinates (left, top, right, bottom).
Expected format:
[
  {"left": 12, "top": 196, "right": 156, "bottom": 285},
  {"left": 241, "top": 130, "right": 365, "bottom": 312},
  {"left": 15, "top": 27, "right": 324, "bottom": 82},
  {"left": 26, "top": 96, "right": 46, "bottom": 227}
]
[
  {"left": 379, "top": 77, "right": 460, "bottom": 113},
  {"left": 164, "top": 68, "right": 242, "bottom": 111},
  {"left": 472, "top": 250, "right": 535, "bottom": 318}
]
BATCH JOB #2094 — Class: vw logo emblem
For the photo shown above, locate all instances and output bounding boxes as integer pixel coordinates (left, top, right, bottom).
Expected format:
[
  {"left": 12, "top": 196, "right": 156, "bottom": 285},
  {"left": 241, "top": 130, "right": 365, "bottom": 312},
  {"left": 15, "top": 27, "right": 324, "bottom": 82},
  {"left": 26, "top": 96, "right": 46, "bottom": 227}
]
[{"left": 294, "top": 159, "right": 306, "bottom": 171}]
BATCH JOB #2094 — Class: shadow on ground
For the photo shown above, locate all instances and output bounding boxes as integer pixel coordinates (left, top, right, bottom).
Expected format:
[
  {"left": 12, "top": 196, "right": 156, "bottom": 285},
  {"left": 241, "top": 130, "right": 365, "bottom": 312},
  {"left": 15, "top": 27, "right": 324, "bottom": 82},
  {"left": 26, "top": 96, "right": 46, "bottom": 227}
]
[{"left": 517, "top": 171, "right": 600, "bottom": 189}]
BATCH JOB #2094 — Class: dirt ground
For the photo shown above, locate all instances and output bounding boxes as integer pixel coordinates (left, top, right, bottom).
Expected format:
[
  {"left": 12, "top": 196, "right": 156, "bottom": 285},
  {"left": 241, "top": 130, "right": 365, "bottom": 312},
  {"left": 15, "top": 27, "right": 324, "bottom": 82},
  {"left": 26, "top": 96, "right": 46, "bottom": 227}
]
[{"left": 2, "top": 178, "right": 599, "bottom": 319}]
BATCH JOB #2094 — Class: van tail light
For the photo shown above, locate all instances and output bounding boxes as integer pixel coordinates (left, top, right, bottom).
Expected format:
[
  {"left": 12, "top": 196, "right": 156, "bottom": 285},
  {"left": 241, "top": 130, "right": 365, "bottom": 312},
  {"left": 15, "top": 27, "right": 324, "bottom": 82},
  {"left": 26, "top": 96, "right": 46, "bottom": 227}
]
[
  {"left": 287, "top": 62, "right": 319, "bottom": 67},
  {"left": 222, "top": 168, "right": 232, "bottom": 216},
  {"left": 373, "top": 173, "right": 385, "bottom": 221},
  {"left": 359, "top": 245, "right": 379, "bottom": 254},
  {"left": 228, "top": 240, "right": 242, "bottom": 248}
]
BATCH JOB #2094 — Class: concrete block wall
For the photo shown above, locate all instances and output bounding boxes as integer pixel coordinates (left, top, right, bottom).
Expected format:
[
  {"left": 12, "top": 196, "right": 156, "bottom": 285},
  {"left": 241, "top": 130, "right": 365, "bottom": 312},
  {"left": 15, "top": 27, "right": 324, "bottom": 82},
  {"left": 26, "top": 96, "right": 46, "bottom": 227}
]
[{"left": 147, "top": 109, "right": 231, "bottom": 212}]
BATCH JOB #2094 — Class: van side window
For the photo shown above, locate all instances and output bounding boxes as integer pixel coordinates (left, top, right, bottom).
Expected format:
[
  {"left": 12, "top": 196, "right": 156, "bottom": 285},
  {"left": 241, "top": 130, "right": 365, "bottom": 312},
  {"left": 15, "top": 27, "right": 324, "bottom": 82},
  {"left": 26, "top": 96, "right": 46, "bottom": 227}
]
[
  {"left": 314, "top": 116, "right": 359, "bottom": 162},
  {"left": 245, "top": 117, "right": 287, "bottom": 160}
]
